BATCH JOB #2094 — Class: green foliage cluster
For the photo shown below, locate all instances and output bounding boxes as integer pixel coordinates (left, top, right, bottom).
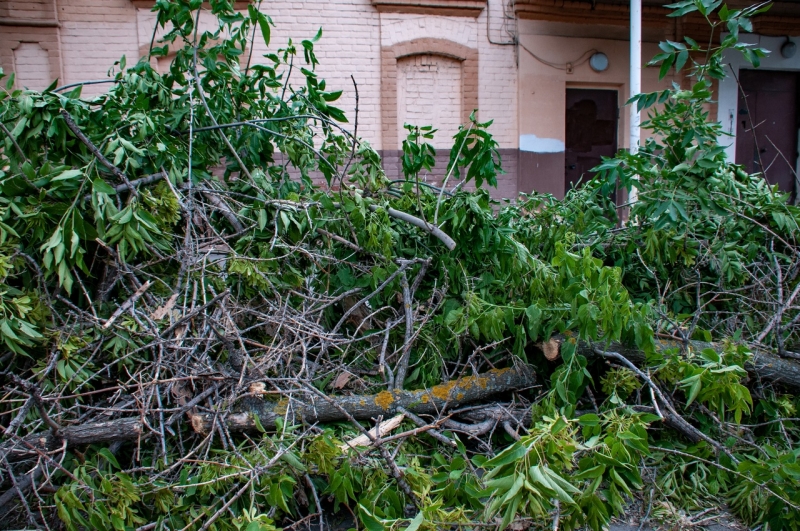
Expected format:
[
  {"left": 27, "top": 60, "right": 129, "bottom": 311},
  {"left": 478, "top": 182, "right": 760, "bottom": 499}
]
[{"left": 1, "top": 1, "right": 800, "bottom": 530}]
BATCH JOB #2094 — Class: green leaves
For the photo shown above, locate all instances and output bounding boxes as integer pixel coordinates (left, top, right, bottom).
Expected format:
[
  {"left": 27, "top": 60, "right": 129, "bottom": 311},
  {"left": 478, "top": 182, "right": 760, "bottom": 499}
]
[
  {"left": 249, "top": 5, "right": 272, "bottom": 47},
  {"left": 651, "top": 40, "right": 693, "bottom": 79},
  {"left": 92, "top": 178, "right": 117, "bottom": 195},
  {"left": 669, "top": 344, "right": 753, "bottom": 423},
  {"left": 51, "top": 169, "right": 83, "bottom": 182},
  {"left": 3, "top": 2, "right": 799, "bottom": 531},
  {"left": 0, "top": 289, "right": 43, "bottom": 355},
  {"left": 481, "top": 414, "right": 655, "bottom": 531},
  {"left": 446, "top": 111, "right": 503, "bottom": 188},
  {"left": 482, "top": 418, "right": 580, "bottom": 529},
  {"left": 524, "top": 304, "right": 542, "bottom": 341},
  {"left": 664, "top": 0, "right": 699, "bottom": 17},
  {"left": 401, "top": 124, "right": 437, "bottom": 181}
]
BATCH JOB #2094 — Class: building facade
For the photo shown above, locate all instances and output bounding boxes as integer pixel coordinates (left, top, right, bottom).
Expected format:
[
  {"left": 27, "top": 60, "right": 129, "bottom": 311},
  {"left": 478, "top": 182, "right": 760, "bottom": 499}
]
[{"left": 2, "top": 0, "right": 799, "bottom": 199}]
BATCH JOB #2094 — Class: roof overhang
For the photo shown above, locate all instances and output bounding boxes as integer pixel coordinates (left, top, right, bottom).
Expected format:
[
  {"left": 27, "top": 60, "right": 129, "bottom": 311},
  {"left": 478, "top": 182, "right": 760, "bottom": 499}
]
[{"left": 514, "top": 0, "right": 800, "bottom": 38}]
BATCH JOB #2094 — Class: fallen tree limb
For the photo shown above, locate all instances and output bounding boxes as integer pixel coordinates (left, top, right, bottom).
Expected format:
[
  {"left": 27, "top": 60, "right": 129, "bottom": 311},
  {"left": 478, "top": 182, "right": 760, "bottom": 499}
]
[
  {"left": 339, "top": 413, "right": 405, "bottom": 450},
  {"left": 333, "top": 201, "right": 457, "bottom": 251},
  {"left": 378, "top": 205, "right": 457, "bottom": 252},
  {"left": 103, "top": 280, "right": 153, "bottom": 329},
  {"left": 159, "top": 289, "right": 229, "bottom": 338},
  {"left": 594, "top": 347, "right": 736, "bottom": 461},
  {"left": 197, "top": 186, "right": 245, "bottom": 232},
  {"left": 1, "top": 418, "right": 143, "bottom": 462},
  {"left": 397, "top": 406, "right": 456, "bottom": 447},
  {"left": 1, "top": 365, "right": 536, "bottom": 458},
  {"left": 190, "top": 365, "right": 535, "bottom": 434},
  {"left": 0, "top": 465, "right": 41, "bottom": 519},
  {"left": 81, "top": 171, "right": 167, "bottom": 203},
  {"left": 60, "top": 110, "right": 139, "bottom": 200},
  {"left": 540, "top": 335, "right": 800, "bottom": 392}
]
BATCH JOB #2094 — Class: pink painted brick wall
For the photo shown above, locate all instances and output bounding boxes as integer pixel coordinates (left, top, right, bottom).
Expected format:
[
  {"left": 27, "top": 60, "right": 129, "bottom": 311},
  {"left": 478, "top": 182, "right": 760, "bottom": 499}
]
[
  {"left": 12, "top": 42, "right": 52, "bottom": 90},
  {"left": 2, "top": 0, "right": 56, "bottom": 20},
  {"left": 56, "top": 0, "right": 139, "bottom": 97}
]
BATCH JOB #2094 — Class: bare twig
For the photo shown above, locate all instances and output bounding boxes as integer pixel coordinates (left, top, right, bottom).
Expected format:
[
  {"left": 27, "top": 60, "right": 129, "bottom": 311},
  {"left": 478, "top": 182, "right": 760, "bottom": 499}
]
[
  {"left": 393, "top": 269, "right": 415, "bottom": 389},
  {"left": 103, "top": 280, "right": 153, "bottom": 329}
]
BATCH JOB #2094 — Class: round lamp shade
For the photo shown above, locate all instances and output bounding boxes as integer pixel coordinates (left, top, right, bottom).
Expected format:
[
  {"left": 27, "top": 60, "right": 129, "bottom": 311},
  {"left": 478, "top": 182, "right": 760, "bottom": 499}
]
[
  {"left": 590, "top": 52, "right": 609, "bottom": 72},
  {"left": 782, "top": 41, "right": 797, "bottom": 59}
]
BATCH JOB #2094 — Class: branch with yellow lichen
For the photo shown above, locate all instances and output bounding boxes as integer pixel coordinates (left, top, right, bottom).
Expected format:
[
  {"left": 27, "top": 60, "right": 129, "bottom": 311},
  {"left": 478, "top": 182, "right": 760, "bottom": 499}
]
[
  {"left": 1, "top": 365, "right": 535, "bottom": 462},
  {"left": 189, "top": 364, "right": 536, "bottom": 434}
]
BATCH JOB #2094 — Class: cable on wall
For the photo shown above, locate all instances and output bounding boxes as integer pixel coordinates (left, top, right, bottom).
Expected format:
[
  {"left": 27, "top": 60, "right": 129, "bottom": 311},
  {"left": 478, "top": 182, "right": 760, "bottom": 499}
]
[
  {"left": 487, "top": 0, "right": 517, "bottom": 46},
  {"left": 518, "top": 42, "right": 598, "bottom": 71}
]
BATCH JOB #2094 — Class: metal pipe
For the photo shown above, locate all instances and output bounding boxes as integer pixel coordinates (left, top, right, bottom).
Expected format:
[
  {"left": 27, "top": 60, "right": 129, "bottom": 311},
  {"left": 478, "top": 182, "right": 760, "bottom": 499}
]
[{"left": 629, "top": 0, "right": 642, "bottom": 203}]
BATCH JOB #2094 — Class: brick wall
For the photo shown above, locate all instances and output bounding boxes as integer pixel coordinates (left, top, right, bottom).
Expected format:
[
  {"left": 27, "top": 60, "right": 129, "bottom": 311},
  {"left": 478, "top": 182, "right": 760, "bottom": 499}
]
[
  {"left": 397, "top": 54, "right": 463, "bottom": 149},
  {"left": 0, "top": 27, "right": 62, "bottom": 91},
  {"left": 0, "top": 0, "right": 520, "bottom": 199},
  {"left": 380, "top": 147, "right": 518, "bottom": 200},
  {"left": 12, "top": 42, "right": 52, "bottom": 89},
  {"left": 2, "top": 0, "right": 57, "bottom": 21},
  {"left": 250, "top": 1, "right": 384, "bottom": 151},
  {"left": 476, "top": 1, "right": 518, "bottom": 148},
  {"left": 57, "top": 0, "right": 139, "bottom": 97}
]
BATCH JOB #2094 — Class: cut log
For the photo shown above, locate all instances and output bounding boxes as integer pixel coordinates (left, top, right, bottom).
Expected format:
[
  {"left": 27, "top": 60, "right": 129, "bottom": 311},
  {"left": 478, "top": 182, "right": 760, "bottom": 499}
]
[
  {"left": 539, "top": 338, "right": 561, "bottom": 361},
  {"left": 538, "top": 335, "right": 800, "bottom": 392},
  {"left": 1, "top": 418, "right": 143, "bottom": 462}
]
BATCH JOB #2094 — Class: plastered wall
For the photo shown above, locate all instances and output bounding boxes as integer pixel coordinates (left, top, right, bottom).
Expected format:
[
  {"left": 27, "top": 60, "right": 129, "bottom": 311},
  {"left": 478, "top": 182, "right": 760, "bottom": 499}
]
[{"left": 515, "top": 18, "right": 676, "bottom": 198}]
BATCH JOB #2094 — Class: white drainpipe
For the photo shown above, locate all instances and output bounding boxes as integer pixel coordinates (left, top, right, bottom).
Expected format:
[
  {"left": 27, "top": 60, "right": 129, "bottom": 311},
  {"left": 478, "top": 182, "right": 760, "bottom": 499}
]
[{"left": 629, "top": 0, "right": 642, "bottom": 204}]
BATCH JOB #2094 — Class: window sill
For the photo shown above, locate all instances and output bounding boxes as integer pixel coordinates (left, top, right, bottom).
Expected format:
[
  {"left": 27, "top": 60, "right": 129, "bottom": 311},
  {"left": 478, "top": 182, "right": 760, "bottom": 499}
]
[{"left": 371, "top": 0, "right": 487, "bottom": 17}]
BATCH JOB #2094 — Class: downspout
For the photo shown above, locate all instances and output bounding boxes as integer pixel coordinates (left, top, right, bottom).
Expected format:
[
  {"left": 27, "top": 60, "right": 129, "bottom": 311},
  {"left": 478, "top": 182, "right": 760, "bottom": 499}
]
[{"left": 629, "top": 0, "right": 642, "bottom": 204}]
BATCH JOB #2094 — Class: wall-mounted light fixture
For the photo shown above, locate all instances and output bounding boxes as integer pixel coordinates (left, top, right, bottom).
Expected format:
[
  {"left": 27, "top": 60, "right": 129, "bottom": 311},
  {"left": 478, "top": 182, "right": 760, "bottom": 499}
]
[
  {"left": 589, "top": 52, "right": 609, "bottom": 72},
  {"left": 782, "top": 38, "right": 797, "bottom": 59}
]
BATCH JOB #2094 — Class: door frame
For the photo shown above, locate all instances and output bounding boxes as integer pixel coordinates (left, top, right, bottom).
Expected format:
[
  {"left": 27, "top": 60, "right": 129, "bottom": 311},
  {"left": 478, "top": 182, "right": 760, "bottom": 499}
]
[{"left": 564, "top": 84, "right": 622, "bottom": 199}]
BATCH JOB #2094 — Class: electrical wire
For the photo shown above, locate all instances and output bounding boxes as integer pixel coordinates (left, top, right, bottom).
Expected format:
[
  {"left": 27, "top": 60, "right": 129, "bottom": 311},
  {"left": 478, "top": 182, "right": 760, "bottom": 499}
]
[
  {"left": 487, "top": 0, "right": 517, "bottom": 46},
  {"left": 518, "top": 42, "right": 598, "bottom": 71}
]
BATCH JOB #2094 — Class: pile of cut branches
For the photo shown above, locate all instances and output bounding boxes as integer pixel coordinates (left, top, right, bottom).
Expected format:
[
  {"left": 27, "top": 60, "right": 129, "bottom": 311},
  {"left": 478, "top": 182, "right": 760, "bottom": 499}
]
[{"left": 1, "top": 1, "right": 800, "bottom": 530}]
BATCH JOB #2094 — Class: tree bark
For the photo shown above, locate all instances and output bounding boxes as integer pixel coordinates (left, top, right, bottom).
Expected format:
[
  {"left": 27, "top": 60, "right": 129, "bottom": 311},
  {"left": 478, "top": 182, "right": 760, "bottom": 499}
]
[
  {"left": 0, "top": 467, "right": 41, "bottom": 519},
  {"left": 1, "top": 418, "right": 143, "bottom": 462},
  {"left": 540, "top": 335, "right": 800, "bottom": 391},
  {"left": 189, "top": 364, "right": 536, "bottom": 434},
  {"left": 2, "top": 366, "right": 536, "bottom": 455}
]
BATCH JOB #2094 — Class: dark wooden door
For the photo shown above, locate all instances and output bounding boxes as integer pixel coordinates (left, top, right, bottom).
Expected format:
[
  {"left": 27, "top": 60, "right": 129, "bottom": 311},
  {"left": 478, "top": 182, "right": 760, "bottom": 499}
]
[
  {"left": 736, "top": 70, "right": 798, "bottom": 196},
  {"left": 565, "top": 88, "right": 618, "bottom": 192}
]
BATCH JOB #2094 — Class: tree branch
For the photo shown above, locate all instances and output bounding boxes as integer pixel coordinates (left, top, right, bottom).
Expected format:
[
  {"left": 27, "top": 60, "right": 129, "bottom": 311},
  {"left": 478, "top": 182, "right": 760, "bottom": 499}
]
[{"left": 60, "top": 110, "right": 139, "bottom": 199}]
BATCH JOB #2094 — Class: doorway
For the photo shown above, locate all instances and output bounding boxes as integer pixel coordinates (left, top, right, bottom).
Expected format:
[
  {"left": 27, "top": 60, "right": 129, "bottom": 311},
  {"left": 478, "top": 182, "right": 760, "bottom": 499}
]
[
  {"left": 735, "top": 69, "right": 798, "bottom": 198},
  {"left": 565, "top": 88, "right": 618, "bottom": 193}
]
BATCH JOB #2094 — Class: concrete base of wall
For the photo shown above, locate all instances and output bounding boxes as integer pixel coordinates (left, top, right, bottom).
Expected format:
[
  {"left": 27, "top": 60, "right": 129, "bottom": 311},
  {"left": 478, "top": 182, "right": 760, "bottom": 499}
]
[{"left": 517, "top": 150, "right": 564, "bottom": 199}]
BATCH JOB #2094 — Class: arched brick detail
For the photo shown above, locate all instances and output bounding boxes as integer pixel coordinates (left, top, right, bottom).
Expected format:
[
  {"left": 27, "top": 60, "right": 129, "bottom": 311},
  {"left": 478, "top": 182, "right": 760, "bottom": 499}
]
[
  {"left": 2, "top": 35, "right": 62, "bottom": 91},
  {"left": 381, "top": 38, "right": 478, "bottom": 150}
]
